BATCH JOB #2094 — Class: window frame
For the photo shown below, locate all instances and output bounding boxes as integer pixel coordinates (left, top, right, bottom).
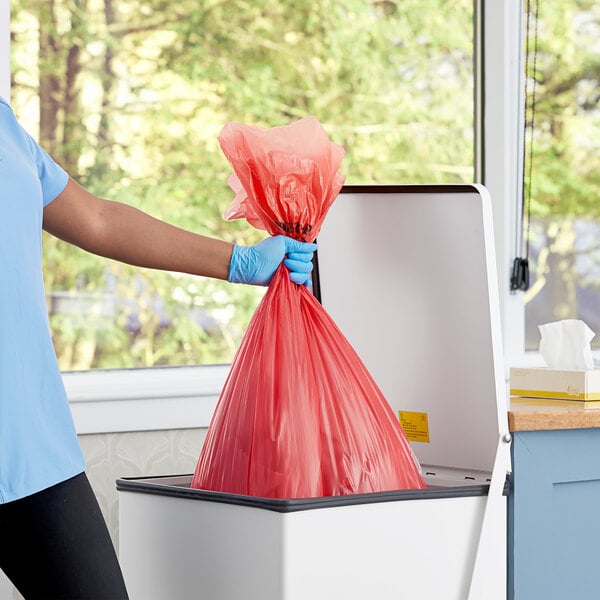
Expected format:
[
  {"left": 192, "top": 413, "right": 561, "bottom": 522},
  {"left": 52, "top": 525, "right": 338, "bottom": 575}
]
[
  {"left": 63, "top": 365, "right": 229, "bottom": 433},
  {"left": 480, "top": 0, "right": 529, "bottom": 373},
  {"left": 1, "top": 0, "right": 528, "bottom": 434}
]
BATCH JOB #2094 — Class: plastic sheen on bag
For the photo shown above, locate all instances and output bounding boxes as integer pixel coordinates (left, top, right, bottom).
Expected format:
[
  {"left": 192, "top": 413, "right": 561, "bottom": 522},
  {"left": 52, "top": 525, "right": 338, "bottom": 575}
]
[{"left": 191, "top": 116, "right": 425, "bottom": 498}]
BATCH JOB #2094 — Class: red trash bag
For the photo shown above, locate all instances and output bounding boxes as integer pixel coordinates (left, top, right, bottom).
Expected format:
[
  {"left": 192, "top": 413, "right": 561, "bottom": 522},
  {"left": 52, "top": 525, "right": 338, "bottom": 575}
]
[{"left": 191, "top": 116, "right": 425, "bottom": 498}]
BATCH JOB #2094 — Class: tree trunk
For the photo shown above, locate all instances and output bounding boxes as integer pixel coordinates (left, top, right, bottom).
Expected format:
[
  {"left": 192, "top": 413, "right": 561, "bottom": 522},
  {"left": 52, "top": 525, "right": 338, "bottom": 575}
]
[
  {"left": 524, "top": 218, "right": 580, "bottom": 348},
  {"left": 61, "top": 0, "right": 87, "bottom": 174},
  {"left": 545, "top": 219, "right": 578, "bottom": 319},
  {"left": 98, "top": 0, "right": 116, "bottom": 152},
  {"left": 37, "top": 0, "right": 61, "bottom": 156}
]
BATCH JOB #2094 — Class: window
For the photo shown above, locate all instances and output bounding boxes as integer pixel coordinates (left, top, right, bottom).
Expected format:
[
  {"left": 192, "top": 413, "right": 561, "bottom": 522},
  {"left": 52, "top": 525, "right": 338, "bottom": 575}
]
[
  {"left": 10, "top": 0, "right": 476, "bottom": 371},
  {"left": 519, "top": 0, "right": 600, "bottom": 350}
]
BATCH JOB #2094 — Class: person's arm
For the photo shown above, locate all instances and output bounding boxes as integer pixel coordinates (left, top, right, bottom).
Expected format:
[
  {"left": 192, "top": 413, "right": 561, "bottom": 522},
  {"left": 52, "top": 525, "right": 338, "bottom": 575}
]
[
  {"left": 42, "top": 177, "right": 316, "bottom": 285},
  {"left": 43, "top": 177, "right": 235, "bottom": 280}
]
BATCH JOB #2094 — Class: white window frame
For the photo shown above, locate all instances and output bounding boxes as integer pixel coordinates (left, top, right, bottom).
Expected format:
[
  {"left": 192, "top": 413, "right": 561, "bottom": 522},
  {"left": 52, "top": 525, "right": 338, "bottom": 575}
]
[
  {"left": 481, "top": 0, "right": 529, "bottom": 373},
  {"left": 1, "top": 0, "right": 527, "bottom": 434},
  {"left": 63, "top": 365, "right": 228, "bottom": 433}
]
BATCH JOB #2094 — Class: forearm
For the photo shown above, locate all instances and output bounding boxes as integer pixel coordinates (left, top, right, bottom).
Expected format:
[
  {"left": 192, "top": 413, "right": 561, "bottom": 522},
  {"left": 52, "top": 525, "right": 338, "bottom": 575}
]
[
  {"left": 88, "top": 200, "right": 233, "bottom": 279},
  {"left": 43, "top": 178, "right": 234, "bottom": 280}
]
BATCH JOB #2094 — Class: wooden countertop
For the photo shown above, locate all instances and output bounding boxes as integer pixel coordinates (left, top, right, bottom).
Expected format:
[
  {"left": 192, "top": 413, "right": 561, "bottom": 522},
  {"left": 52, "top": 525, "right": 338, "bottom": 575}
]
[{"left": 509, "top": 397, "right": 600, "bottom": 432}]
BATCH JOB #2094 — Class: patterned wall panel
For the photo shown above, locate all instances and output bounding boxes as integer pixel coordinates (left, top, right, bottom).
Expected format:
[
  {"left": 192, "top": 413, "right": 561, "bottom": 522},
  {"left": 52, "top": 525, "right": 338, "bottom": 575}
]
[
  {"left": 0, "top": 428, "right": 208, "bottom": 600},
  {"left": 80, "top": 428, "right": 208, "bottom": 549}
]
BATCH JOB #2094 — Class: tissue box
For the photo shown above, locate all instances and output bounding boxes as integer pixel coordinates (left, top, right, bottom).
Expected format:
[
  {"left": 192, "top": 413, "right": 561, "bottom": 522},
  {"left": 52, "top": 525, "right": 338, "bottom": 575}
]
[{"left": 510, "top": 367, "right": 600, "bottom": 401}]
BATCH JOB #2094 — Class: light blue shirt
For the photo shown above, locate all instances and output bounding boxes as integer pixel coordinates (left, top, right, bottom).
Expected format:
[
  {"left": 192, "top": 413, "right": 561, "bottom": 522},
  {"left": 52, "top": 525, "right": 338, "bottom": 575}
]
[{"left": 0, "top": 97, "right": 85, "bottom": 502}]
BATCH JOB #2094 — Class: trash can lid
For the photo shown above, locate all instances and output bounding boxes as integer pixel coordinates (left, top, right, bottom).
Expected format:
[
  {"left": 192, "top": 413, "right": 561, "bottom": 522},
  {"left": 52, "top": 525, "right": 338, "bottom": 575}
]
[{"left": 314, "top": 184, "right": 508, "bottom": 474}]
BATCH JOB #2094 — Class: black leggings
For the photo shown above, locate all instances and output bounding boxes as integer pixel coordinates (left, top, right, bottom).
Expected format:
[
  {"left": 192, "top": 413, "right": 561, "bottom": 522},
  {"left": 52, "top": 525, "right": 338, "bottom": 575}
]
[{"left": 0, "top": 473, "right": 129, "bottom": 599}]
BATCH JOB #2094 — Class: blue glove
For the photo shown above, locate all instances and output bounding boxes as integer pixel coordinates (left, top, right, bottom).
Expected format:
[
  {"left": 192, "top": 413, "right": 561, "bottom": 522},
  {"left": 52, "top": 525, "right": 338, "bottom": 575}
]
[{"left": 228, "top": 235, "right": 317, "bottom": 286}]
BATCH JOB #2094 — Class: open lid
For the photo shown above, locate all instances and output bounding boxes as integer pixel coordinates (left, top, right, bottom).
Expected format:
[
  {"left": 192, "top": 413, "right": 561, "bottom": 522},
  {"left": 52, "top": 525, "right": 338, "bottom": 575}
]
[{"left": 313, "top": 185, "right": 508, "bottom": 473}]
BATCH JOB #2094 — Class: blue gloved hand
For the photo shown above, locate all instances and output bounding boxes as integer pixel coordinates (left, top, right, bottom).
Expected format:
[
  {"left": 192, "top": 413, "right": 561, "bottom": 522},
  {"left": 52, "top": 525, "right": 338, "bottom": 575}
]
[{"left": 228, "top": 235, "right": 317, "bottom": 286}]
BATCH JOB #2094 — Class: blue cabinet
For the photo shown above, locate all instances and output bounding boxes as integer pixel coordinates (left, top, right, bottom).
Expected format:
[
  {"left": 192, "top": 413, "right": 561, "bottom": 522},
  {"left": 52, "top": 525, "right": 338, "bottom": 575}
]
[{"left": 508, "top": 428, "right": 600, "bottom": 599}]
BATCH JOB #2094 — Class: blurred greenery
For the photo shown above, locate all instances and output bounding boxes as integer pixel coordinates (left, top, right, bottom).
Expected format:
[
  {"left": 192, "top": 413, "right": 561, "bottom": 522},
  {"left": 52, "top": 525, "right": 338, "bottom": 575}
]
[
  {"left": 521, "top": 0, "right": 600, "bottom": 346},
  {"left": 10, "top": 0, "right": 476, "bottom": 370},
  {"left": 10, "top": 0, "right": 597, "bottom": 365}
]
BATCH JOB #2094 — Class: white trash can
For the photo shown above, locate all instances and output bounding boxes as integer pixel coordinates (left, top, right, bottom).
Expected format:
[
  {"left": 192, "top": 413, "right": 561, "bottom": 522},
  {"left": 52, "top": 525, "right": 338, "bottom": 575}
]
[{"left": 117, "top": 185, "right": 511, "bottom": 600}]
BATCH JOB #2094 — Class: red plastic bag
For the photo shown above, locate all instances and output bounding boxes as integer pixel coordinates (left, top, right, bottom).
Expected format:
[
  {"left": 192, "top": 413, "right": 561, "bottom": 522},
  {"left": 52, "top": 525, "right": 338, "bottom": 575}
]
[{"left": 191, "top": 116, "right": 425, "bottom": 498}]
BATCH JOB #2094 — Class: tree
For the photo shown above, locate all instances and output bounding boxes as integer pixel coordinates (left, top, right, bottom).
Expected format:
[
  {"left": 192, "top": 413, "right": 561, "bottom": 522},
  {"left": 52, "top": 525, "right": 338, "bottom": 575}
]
[
  {"left": 522, "top": 0, "right": 600, "bottom": 346},
  {"left": 11, "top": 0, "right": 476, "bottom": 368}
]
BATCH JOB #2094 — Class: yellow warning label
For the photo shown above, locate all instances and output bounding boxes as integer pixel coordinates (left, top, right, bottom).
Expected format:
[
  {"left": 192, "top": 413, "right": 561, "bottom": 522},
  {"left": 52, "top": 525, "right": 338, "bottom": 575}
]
[{"left": 399, "top": 411, "right": 430, "bottom": 443}]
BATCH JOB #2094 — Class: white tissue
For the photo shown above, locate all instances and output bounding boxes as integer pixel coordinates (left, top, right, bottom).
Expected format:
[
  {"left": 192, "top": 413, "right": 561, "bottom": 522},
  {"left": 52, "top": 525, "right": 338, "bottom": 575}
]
[{"left": 538, "top": 319, "right": 595, "bottom": 371}]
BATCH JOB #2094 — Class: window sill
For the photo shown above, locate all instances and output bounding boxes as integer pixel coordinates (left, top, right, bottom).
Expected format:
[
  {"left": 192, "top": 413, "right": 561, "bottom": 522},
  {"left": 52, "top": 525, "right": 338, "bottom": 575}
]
[{"left": 63, "top": 365, "right": 228, "bottom": 435}]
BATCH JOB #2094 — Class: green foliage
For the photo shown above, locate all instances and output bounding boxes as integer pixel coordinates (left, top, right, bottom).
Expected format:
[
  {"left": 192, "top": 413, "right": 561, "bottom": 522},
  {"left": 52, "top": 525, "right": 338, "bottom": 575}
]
[
  {"left": 11, "top": 0, "right": 598, "bottom": 364},
  {"left": 8, "top": 0, "right": 476, "bottom": 370},
  {"left": 524, "top": 0, "right": 599, "bottom": 217},
  {"left": 9, "top": 0, "right": 482, "bottom": 369},
  {"left": 520, "top": 0, "right": 600, "bottom": 347}
]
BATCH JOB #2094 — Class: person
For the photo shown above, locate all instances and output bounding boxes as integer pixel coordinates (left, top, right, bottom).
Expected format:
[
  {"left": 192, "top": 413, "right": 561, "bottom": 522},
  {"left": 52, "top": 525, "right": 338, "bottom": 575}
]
[{"left": 0, "top": 95, "right": 316, "bottom": 599}]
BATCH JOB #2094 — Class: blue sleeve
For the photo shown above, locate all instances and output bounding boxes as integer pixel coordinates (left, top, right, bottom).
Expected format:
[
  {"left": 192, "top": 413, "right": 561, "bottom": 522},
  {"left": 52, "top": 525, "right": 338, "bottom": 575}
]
[
  {"left": 0, "top": 96, "right": 69, "bottom": 206},
  {"left": 26, "top": 135, "right": 70, "bottom": 207}
]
